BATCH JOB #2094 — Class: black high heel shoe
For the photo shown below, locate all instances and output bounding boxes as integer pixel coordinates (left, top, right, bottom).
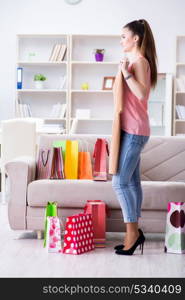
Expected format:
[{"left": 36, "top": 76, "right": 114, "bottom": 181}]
[
  {"left": 114, "top": 229, "right": 144, "bottom": 250},
  {"left": 115, "top": 230, "right": 145, "bottom": 255}
]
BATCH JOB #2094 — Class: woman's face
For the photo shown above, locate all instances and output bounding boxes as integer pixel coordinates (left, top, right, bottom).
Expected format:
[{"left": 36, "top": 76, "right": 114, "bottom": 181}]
[{"left": 120, "top": 27, "right": 139, "bottom": 52}]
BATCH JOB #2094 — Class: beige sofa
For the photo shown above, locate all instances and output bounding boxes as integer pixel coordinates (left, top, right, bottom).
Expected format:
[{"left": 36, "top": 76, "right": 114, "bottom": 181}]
[{"left": 5, "top": 134, "right": 185, "bottom": 235}]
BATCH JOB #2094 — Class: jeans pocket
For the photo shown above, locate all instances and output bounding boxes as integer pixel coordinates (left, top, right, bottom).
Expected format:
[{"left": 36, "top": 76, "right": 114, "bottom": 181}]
[{"left": 132, "top": 135, "right": 149, "bottom": 148}]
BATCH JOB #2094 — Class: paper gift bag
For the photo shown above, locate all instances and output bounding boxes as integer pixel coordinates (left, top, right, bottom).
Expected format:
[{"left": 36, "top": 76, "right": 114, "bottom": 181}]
[
  {"left": 50, "top": 147, "right": 65, "bottom": 179},
  {"left": 44, "top": 202, "right": 58, "bottom": 247},
  {"left": 63, "top": 213, "right": 95, "bottom": 255},
  {"left": 93, "top": 138, "right": 109, "bottom": 181},
  {"left": 53, "top": 140, "right": 66, "bottom": 162},
  {"left": 36, "top": 148, "right": 53, "bottom": 179},
  {"left": 164, "top": 201, "right": 185, "bottom": 254},
  {"left": 78, "top": 140, "right": 93, "bottom": 180},
  {"left": 45, "top": 216, "right": 62, "bottom": 253},
  {"left": 64, "top": 140, "right": 79, "bottom": 179},
  {"left": 84, "top": 200, "right": 106, "bottom": 247}
]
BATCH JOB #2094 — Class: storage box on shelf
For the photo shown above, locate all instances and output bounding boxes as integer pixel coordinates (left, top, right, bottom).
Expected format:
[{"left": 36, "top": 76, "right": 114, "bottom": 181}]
[
  {"left": 16, "top": 34, "right": 69, "bottom": 134},
  {"left": 173, "top": 36, "right": 185, "bottom": 136}
]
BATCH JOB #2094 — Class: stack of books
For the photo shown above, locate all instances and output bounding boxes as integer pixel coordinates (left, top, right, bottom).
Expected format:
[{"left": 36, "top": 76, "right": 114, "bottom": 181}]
[
  {"left": 49, "top": 44, "right": 67, "bottom": 62},
  {"left": 18, "top": 101, "right": 32, "bottom": 117}
]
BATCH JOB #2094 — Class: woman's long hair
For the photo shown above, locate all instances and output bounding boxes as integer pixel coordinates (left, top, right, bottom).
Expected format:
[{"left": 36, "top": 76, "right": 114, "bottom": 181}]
[{"left": 123, "top": 19, "right": 158, "bottom": 88}]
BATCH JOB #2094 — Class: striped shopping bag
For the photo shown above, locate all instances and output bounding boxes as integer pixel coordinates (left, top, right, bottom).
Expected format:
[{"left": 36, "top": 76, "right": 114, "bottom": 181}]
[
  {"left": 36, "top": 148, "right": 53, "bottom": 179},
  {"left": 50, "top": 147, "right": 65, "bottom": 179}
]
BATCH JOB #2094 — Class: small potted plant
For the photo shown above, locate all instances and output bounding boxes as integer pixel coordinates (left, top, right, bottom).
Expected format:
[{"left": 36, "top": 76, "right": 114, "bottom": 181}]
[
  {"left": 93, "top": 49, "right": 105, "bottom": 62},
  {"left": 34, "top": 73, "right": 46, "bottom": 89}
]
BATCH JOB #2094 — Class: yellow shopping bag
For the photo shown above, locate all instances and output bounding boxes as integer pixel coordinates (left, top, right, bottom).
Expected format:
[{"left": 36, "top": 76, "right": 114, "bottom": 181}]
[{"left": 64, "top": 140, "right": 78, "bottom": 179}]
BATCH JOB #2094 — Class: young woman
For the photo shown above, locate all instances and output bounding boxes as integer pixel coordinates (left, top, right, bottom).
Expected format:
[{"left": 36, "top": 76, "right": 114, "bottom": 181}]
[{"left": 112, "top": 19, "right": 158, "bottom": 255}]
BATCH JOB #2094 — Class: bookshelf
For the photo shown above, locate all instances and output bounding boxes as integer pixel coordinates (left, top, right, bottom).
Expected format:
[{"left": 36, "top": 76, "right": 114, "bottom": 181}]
[
  {"left": 173, "top": 36, "right": 185, "bottom": 136},
  {"left": 16, "top": 34, "right": 69, "bottom": 133},
  {"left": 148, "top": 73, "right": 173, "bottom": 136},
  {"left": 68, "top": 34, "right": 120, "bottom": 134},
  {"left": 15, "top": 34, "right": 173, "bottom": 135}
]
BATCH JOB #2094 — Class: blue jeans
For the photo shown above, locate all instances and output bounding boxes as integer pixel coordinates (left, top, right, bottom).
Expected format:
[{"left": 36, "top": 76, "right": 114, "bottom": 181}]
[{"left": 112, "top": 130, "right": 150, "bottom": 223}]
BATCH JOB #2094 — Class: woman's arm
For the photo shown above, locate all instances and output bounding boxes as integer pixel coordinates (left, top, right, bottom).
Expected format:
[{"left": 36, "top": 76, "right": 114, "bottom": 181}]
[{"left": 120, "top": 58, "right": 149, "bottom": 101}]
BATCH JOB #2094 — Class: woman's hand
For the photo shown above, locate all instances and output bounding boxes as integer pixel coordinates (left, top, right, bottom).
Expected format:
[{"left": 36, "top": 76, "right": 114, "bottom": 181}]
[{"left": 119, "top": 57, "right": 130, "bottom": 77}]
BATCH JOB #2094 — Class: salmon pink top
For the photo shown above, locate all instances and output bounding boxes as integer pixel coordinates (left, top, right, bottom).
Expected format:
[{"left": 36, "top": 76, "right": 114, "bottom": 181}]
[{"left": 121, "top": 55, "right": 151, "bottom": 136}]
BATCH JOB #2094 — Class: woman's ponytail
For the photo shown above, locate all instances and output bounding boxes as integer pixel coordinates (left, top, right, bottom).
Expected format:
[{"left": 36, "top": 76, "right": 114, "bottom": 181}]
[{"left": 123, "top": 19, "right": 158, "bottom": 88}]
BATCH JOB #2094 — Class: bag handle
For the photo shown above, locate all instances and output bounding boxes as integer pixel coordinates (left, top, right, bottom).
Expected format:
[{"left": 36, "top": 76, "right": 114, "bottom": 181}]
[
  {"left": 93, "top": 139, "right": 100, "bottom": 158},
  {"left": 41, "top": 149, "right": 50, "bottom": 167},
  {"left": 105, "top": 140, "right": 109, "bottom": 156}
]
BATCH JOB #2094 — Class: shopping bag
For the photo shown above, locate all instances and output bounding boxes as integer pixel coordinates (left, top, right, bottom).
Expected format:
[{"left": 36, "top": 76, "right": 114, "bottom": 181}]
[
  {"left": 50, "top": 147, "right": 65, "bottom": 179},
  {"left": 63, "top": 213, "right": 95, "bottom": 255},
  {"left": 84, "top": 200, "right": 106, "bottom": 247},
  {"left": 78, "top": 140, "right": 93, "bottom": 180},
  {"left": 53, "top": 140, "right": 66, "bottom": 162},
  {"left": 164, "top": 201, "right": 185, "bottom": 254},
  {"left": 45, "top": 216, "right": 62, "bottom": 253},
  {"left": 93, "top": 139, "right": 109, "bottom": 181},
  {"left": 36, "top": 148, "right": 53, "bottom": 179},
  {"left": 64, "top": 140, "right": 79, "bottom": 179},
  {"left": 43, "top": 202, "right": 58, "bottom": 247}
]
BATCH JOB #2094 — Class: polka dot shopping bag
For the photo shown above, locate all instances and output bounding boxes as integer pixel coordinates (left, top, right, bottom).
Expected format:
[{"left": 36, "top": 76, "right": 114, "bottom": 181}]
[
  {"left": 63, "top": 213, "right": 95, "bottom": 255},
  {"left": 164, "top": 202, "right": 185, "bottom": 254}
]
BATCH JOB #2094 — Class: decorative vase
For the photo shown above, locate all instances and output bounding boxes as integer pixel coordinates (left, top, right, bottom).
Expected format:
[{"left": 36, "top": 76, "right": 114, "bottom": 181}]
[
  {"left": 35, "top": 81, "right": 44, "bottom": 89},
  {"left": 95, "top": 53, "right": 104, "bottom": 62}
]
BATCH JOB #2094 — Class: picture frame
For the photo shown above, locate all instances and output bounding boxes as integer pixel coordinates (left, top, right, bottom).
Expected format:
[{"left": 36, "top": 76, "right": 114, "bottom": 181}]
[{"left": 102, "top": 76, "right": 115, "bottom": 90}]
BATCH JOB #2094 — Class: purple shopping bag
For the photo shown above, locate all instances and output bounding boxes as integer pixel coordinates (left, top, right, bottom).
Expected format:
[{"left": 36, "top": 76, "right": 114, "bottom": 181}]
[{"left": 36, "top": 148, "right": 53, "bottom": 179}]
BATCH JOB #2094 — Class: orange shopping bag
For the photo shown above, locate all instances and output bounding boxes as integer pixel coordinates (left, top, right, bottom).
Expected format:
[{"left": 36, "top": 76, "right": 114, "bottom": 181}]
[{"left": 78, "top": 140, "right": 93, "bottom": 180}]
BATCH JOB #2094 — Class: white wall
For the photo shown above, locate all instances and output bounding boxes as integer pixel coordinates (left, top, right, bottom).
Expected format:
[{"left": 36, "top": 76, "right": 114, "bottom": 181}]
[{"left": 0, "top": 0, "right": 185, "bottom": 120}]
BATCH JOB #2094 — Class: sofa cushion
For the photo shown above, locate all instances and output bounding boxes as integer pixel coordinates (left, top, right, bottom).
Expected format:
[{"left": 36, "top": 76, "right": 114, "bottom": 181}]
[{"left": 27, "top": 180, "right": 185, "bottom": 210}]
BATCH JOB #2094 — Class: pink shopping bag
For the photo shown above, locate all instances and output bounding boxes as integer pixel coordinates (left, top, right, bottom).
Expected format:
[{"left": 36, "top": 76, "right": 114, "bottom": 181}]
[
  {"left": 84, "top": 200, "right": 106, "bottom": 247},
  {"left": 45, "top": 216, "right": 62, "bottom": 253},
  {"left": 63, "top": 213, "right": 95, "bottom": 255}
]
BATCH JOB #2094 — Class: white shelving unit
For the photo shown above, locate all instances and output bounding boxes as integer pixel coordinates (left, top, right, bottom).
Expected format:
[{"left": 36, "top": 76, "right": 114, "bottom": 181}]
[
  {"left": 148, "top": 73, "right": 173, "bottom": 136},
  {"left": 68, "top": 34, "right": 120, "bottom": 134},
  {"left": 16, "top": 34, "right": 69, "bottom": 133},
  {"left": 15, "top": 33, "right": 173, "bottom": 135},
  {"left": 173, "top": 36, "right": 185, "bottom": 136}
]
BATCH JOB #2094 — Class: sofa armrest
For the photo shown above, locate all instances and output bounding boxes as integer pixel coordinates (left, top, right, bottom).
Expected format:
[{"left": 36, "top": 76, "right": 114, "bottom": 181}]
[{"left": 5, "top": 156, "right": 36, "bottom": 230}]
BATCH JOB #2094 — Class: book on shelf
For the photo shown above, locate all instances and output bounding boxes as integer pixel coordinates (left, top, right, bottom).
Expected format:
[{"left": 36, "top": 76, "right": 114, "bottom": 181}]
[
  {"left": 18, "top": 100, "right": 32, "bottom": 118},
  {"left": 176, "top": 105, "right": 185, "bottom": 119},
  {"left": 57, "top": 45, "right": 67, "bottom": 61},
  {"left": 70, "top": 118, "right": 78, "bottom": 134},
  {"left": 49, "top": 44, "right": 67, "bottom": 62},
  {"left": 50, "top": 103, "right": 66, "bottom": 118},
  {"left": 176, "top": 76, "right": 185, "bottom": 92},
  {"left": 58, "top": 75, "right": 66, "bottom": 89}
]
